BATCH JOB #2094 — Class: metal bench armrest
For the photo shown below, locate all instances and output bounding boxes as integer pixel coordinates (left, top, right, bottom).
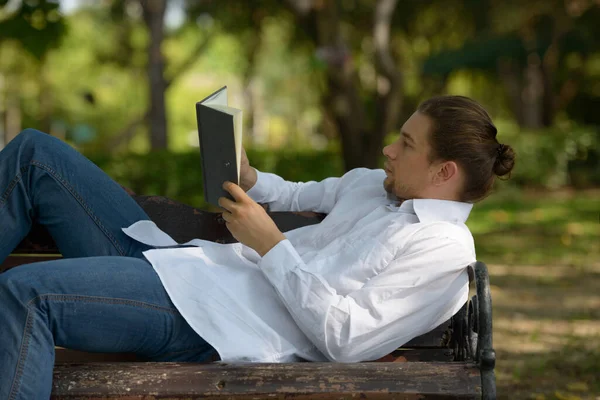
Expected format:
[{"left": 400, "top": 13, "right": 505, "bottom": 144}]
[{"left": 471, "top": 261, "right": 496, "bottom": 400}]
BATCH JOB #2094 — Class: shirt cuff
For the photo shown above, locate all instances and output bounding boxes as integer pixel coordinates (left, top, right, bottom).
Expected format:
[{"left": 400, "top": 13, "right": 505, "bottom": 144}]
[
  {"left": 258, "top": 239, "right": 304, "bottom": 284},
  {"left": 246, "top": 169, "right": 270, "bottom": 203}
]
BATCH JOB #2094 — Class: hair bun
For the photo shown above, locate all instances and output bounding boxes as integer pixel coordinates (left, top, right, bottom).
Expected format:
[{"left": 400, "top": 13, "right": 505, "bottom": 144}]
[{"left": 494, "top": 143, "right": 515, "bottom": 177}]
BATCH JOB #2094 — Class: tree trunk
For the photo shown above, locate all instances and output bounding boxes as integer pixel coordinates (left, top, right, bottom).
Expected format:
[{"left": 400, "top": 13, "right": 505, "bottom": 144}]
[
  {"left": 109, "top": 5, "right": 213, "bottom": 152},
  {"left": 241, "top": 33, "right": 262, "bottom": 146},
  {"left": 371, "top": 0, "right": 402, "bottom": 168},
  {"left": 5, "top": 91, "right": 22, "bottom": 145},
  {"left": 2, "top": 72, "right": 22, "bottom": 145},
  {"left": 141, "top": 0, "right": 168, "bottom": 150},
  {"left": 287, "top": 0, "right": 402, "bottom": 171},
  {"left": 38, "top": 58, "right": 53, "bottom": 135},
  {"left": 521, "top": 53, "right": 545, "bottom": 129},
  {"left": 314, "top": 1, "right": 367, "bottom": 171},
  {"left": 497, "top": 58, "right": 524, "bottom": 126}
]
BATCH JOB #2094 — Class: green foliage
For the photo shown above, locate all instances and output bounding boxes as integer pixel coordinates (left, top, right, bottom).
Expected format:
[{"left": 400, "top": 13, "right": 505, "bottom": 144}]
[
  {"left": 0, "top": 0, "right": 66, "bottom": 59},
  {"left": 500, "top": 123, "right": 600, "bottom": 189},
  {"left": 422, "top": 34, "right": 527, "bottom": 75},
  {"left": 469, "top": 188, "right": 599, "bottom": 266},
  {"left": 1, "top": 0, "right": 598, "bottom": 190},
  {"left": 423, "top": 1, "right": 600, "bottom": 77}
]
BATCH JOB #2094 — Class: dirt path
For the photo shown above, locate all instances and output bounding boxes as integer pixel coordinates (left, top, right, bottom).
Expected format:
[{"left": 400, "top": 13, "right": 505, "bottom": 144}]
[{"left": 490, "top": 263, "right": 600, "bottom": 399}]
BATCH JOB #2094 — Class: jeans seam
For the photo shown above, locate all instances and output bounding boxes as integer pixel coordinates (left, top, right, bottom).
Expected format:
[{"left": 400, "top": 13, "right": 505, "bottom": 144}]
[
  {"left": 8, "top": 300, "right": 35, "bottom": 400},
  {"left": 30, "top": 160, "right": 127, "bottom": 256},
  {"left": 0, "top": 165, "right": 29, "bottom": 206},
  {"left": 8, "top": 293, "right": 180, "bottom": 399},
  {"left": 27, "top": 293, "right": 181, "bottom": 313}
]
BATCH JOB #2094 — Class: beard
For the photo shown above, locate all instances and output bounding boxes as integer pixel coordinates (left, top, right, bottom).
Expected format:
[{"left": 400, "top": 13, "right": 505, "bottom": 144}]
[
  {"left": 383, "top": 176, "right": 414, "bottom": 202},
  {"left": 383, "top": 176, "right": 394, "bottom": 194}
]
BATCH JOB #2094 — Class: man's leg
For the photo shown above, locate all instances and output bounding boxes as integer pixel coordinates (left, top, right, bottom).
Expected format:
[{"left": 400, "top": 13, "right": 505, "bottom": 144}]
[
  {"left": 0, "top": 129, "right": 153, "bottom": 263},
  {"left": 0, "top": 256, "right": 215, "bottom": 400}
]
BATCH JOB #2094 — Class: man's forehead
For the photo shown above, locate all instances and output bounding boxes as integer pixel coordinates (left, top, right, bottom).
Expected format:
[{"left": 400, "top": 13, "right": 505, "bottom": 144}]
[{"left": 402, "top": 112, "right": 432, "bottom": 143}]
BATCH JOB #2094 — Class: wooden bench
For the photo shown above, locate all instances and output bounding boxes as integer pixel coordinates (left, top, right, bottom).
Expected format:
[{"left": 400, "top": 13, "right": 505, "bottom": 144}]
[{"left": 2, "top": 194, "right": 497, "bottom": 399}]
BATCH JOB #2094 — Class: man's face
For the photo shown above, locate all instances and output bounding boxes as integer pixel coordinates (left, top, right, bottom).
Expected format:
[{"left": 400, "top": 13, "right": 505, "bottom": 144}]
[{"left": 382, "top": 111, "right": 436, "bottom": 200}]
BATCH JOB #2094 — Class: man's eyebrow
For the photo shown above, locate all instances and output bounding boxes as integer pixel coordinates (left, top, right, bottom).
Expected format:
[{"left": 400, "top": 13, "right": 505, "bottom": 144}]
[{"left": 401, "top": 130, "right": 416, "bottom": 144}]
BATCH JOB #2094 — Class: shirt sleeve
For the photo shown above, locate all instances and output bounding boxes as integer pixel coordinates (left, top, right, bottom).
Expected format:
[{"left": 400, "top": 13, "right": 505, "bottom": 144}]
[
  {"left": 257, "top": 227, "right": 473, "bottom": 362},
  {"left": 246, "top": 168, "right": 368, "bottom": 214}
]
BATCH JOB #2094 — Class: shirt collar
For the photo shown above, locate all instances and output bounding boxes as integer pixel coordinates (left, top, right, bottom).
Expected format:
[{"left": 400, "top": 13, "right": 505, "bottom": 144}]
[{"left": 385, "top": 194, "right": 473, "bottom": 224}]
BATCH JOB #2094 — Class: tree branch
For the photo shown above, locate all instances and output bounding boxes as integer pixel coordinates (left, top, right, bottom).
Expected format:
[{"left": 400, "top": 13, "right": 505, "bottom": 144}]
[
  {"left": 105, "top": 111, "right": 149, "bottom": 151},
  {"left": 374, "top": 0, "right": 398, "bottom": 85},
  {"left": 109, "top": 18, "right": 215, "bottom": 150},
  {"left": 165, "top": 30, "right": 215, "bottom": 88},
  {"left": 283, "top": 0, "right": 313, "bottom": 16},
  {"left": 373, "top": 0, "right": 402, "bottom": 139}
]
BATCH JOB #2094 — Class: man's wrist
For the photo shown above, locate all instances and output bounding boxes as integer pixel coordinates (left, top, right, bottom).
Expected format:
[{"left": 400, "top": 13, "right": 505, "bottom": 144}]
[
  {"left": 258, "top": 232, "right": 286, "bottom": 257},
  {"left": 240, "top": 168, "right": 258, "bottom": 192}
]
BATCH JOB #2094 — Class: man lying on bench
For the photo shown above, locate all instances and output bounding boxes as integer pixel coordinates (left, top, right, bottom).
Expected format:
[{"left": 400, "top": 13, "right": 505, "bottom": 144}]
[{"left": 0, "top": 95, "right": 515, "bottom": 400}]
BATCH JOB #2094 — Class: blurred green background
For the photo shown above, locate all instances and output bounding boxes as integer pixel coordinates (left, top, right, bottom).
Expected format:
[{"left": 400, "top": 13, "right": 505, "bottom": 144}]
[{"left": 1, "top": 0, "right": 599, "bottom": 398}]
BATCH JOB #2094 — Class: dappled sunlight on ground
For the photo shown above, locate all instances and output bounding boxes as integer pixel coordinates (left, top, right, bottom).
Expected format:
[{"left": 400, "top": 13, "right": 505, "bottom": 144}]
[
  {"left": 487, "top": 262, "right": 600, "bottom": 399},
  {"left": 467, "top": 189, "right": 599, "bottom": 398}
]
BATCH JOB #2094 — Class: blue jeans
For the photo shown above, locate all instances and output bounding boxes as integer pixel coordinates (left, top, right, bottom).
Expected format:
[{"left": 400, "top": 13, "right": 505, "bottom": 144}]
[{"left": 0, "top": 129, "right": 216, "bottom": 400}]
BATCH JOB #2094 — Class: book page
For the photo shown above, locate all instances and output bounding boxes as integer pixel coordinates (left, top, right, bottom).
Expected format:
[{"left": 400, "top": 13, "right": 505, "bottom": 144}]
[
  {"left": 234, "top": 110, "right": 242, "bottom": 183},
  {"left": 201, "top": 88, "right": 228, "bottom": 107}
]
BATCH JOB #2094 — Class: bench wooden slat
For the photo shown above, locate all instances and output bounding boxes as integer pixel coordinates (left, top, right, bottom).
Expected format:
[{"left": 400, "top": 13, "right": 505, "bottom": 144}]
[
  {"left": 52, "top": 362, "right": 481, "bottom": 399},
  {"left": 2, "top": 255, "right": 61, "bottom": 272}
]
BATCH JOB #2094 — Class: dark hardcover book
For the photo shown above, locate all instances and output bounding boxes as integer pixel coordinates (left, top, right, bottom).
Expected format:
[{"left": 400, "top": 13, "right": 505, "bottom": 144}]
[{"left": 196, "top": 86, "right": 243, "bottom": 207}]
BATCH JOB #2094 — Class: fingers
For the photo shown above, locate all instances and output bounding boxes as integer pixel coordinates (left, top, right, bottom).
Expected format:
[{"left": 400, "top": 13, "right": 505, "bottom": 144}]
[
  {"left": 221, "top": 210, "right": 232, "bottom": 223},
  {"left": 218, "top": 196, "right": 237, "bottom": 212},
  {"left": 222, "top": 181, "right": 248, "bottom": 202}
]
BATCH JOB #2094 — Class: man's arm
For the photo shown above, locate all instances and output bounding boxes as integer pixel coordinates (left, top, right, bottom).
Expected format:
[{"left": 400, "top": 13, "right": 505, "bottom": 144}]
[
  {"left": 258, "top": 225, "right": 474, "bottom": 362},
  {"left": 219, "top": 183, "right": 473, "bottom": 362},
  {"left": 246, "top": 169, "right": 344, "bottom": 214},
  {"left": 238, "top": 147, "right": 371, "bottom": 214}
]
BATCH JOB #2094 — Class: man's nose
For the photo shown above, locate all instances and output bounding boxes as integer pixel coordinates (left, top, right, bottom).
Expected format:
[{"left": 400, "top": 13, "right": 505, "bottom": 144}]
[{"left": 382, "top": 144, "right": 393, "bottom": 159}]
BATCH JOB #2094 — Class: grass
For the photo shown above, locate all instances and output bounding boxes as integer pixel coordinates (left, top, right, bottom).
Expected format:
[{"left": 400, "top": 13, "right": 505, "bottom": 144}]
[
  {"left": 469, "top": 187, "right": 599, "bottom": 267},
  {"left": 467, "top": 188, "right": 600, "bottom": 400}
]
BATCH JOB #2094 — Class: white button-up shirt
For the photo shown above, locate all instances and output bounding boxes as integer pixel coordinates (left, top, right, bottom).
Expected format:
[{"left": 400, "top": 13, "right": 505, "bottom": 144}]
[{"left": 123, "top": 168, "right": 476, "bottom": 363}]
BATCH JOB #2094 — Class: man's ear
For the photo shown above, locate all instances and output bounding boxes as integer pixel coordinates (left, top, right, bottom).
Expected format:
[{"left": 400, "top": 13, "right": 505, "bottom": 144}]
[{"left": 433, "top": 161, "right": 459, "bottom": 185}]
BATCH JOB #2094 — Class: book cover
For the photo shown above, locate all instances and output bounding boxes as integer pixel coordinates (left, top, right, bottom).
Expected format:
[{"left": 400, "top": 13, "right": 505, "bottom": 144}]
[{"left": 196, "top": 86, "right": 243, "bottom": 207}]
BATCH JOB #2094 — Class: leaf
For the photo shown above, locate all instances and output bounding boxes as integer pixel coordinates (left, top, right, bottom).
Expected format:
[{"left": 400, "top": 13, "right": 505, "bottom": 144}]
[
  {"left": 566, "top": 382, "right": 589, "bottom": 392},
  {"left": 553, "top": 390, "right": 582, "bottom": 400},
  {"left": 0, "top": 0, "right": 66, "bottom": 59}
]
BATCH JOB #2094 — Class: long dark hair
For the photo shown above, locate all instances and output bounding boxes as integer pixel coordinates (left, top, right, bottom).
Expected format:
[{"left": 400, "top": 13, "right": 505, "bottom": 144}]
[{"left": 418, "top": 96, "right": 516, "bottom": 202}]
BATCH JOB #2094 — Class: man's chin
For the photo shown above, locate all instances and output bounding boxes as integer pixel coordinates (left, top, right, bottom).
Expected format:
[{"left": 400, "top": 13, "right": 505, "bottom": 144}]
[
  {"left": 383, "top": 179, "right": 392, "bottom": 194},
  {"left": 384, "top": 180, "right": 408, "bottom": 201}
]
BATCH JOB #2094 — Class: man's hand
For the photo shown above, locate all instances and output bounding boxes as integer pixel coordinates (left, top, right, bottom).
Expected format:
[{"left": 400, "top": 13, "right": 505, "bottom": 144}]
[
  {"left": 239, "top": 147, "right": 258, "bottom": 192},
  {"left": 219, "top": 181, "right": 286, "bottom": 257}
]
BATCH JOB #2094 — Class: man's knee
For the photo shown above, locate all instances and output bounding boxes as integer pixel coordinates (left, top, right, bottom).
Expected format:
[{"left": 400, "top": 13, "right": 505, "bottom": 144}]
[
  {"left": 0, "top": 267, "right": 37, "bottom": 305},
  {"left": 15, "top": 128, "right": 46, "bottom": 141},
  {"left": 8, "top": 128, "right": 56, "bottom": 150},
  {"left": 4, "top": 129, "right": 61, "bottom": 161},
  {"left": 20, "top": 128, "right": 51, "bottom": 143}
]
